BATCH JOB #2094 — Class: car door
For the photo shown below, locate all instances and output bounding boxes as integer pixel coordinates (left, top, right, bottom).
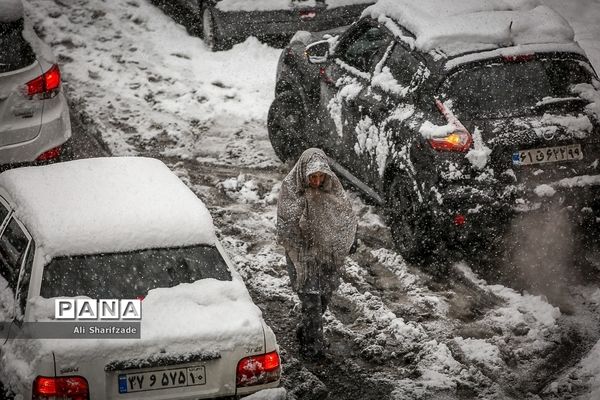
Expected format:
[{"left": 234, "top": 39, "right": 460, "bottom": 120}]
[
  {"left": 318, "top": 19, "right": 393, "bottom": 165},
  {"left": 345, "top": 42, "right": 430, "bottom": 189},
  {"left": 0, "top": 211, "right": 33, "bottom": 341}
]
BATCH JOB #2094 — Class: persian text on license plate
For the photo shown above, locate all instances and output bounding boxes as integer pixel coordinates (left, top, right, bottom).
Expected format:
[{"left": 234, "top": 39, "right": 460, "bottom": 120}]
[
  {"left": 512, "top": 144, "right": 583, "bottom": 166},
  {"left": 118, "top": 366, "right": 206, "bottom": 393}
]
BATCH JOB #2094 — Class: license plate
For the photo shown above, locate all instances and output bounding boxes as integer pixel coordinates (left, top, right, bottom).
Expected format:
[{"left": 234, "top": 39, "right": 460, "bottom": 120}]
[
  {"left": 118, "top": 366, "right": 206, "bottom": 393},
  {"left": 512, "top": 144, "right": 583, "bottom": 166}
]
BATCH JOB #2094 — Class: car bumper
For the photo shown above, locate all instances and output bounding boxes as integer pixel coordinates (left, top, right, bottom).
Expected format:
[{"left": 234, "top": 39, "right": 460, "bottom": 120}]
[
  {"left": 435, "top": 177, "right": 600, "bottom": 245},
  {"left": 212, "top": 4, "right": 367, "bottom": 38},
  {"left": 0, "top": 92, "right": 71, "bottom": 164}
]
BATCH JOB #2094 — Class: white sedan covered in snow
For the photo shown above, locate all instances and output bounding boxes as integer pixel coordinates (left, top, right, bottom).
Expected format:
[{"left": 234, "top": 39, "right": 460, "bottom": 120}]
[{"left": 0, "top": 157, "right": 282, "bottom": 399}]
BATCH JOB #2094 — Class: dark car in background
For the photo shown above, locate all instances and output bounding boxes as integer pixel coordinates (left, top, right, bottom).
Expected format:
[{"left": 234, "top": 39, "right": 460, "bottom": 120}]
[
  {"left": 268, "top": 0, "right": 600, "bottom": 264},
  {"left": 159, "top": 0, "right": 374, "bottom": 51}
]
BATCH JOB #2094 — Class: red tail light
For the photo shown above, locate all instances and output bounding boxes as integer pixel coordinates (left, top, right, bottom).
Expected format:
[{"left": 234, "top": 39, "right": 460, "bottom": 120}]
[
  {"left": 453, "top": 214, "right": 466, "bottom": 226},
  {"left": 236, "top": 351, "right": 280, "bottom": 387},
  {"left": 36, "top": 146, "right": 61, "bottom": 161},
  {"left": 502, "top": 54, "right": 535, "bottom": 62},
  {"left": 26, "top": 64, "right": 61, "bottom": 98},
  {"left": 429, "top": 99, "right": 472, "bottom": 152},
  {"left": 33, "top": 376, "right": 89, "bottom": 400}
]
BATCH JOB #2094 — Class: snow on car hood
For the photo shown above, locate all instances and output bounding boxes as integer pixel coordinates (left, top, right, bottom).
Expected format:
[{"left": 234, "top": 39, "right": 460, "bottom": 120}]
[{"left": 4, "top": 279, "right": 265, "bottom": 383}]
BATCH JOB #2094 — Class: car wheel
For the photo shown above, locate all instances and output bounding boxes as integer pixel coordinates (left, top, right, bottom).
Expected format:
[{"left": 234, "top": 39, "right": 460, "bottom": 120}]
[
  {"left": 267, "top": 90, "right": 307, "bottom": 164},
  {"left": 386, "top": 176, "right": 447, "bottom": 267},
  {"left": 202, "top": 6, "right": 230, "bottom": 51}
]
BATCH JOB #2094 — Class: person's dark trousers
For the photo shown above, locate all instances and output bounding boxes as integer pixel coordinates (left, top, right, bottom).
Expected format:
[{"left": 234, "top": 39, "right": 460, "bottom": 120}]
[{"left": 286, "top": 254, "right": 338, "bottom": 357}]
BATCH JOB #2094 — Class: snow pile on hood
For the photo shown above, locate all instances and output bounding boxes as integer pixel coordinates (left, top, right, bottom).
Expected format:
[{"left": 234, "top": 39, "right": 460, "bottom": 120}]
[
  {"left": 0, "top": 0, "right": 23, "bottom": 23},
  {"left": 363, "top": 0, "right": 575, "bottom": 55},
  {"left": 0, "top": 157, "right": 216, "bottom": 260}
]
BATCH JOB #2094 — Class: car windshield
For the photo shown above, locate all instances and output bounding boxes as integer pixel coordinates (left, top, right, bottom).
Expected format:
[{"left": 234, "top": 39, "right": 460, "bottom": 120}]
[
  {"left": 441, "top": 57, "right": 595, "bottom": 119},
  {"left": 40, "top": 245, "right": 232, "bottom": 299},
  {"left": 0, "top": 18, "right": 35, "bottom": 73}
]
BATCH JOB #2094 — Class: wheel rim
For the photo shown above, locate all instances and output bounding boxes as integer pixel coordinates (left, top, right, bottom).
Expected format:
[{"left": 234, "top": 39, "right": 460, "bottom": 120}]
[{"left": 202, "top": 8, "right": 215, "bottom": 50}]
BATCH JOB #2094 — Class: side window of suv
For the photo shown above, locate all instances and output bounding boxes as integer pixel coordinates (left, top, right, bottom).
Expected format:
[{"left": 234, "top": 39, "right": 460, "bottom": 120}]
[
  {"left": 385, "top": 44, "right": 427, "bottom": 91},
  {"left": 337, "top": 23, "right": 392, "bottom": 73}
]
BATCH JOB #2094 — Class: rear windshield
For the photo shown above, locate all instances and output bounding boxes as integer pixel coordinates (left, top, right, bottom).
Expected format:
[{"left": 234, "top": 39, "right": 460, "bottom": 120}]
[
  {"left": 441, "top": 57, "right": 595, "bottom": 118},
  {"left": 0, "top": 18, "right": 35, "bottom": 73},
  {"left": 40, "top": 245, "right": 232, "bottom": 299}
]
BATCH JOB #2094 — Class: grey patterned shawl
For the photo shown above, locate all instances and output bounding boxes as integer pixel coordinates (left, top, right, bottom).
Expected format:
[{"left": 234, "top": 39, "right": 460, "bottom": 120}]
[{"left": 277, "top": 148, "right": 357, "bottom": 289}]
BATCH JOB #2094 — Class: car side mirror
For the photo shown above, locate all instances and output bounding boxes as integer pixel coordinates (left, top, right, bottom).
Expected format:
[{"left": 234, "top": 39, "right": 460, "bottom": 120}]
[{"left": 305, "top": 40, "right": 330, "bottom": 64}]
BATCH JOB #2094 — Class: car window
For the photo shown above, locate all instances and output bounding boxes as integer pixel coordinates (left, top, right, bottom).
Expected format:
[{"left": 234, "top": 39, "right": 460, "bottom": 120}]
[
  {"left": 0, "top": 18, "right": 36, "bottom": 73},
  {"left": 40, "top": 245, "right": 233, "bottom": 299},
  {"left": 337, "top": 24, "right": 391, "bottom": 73},
  {"left": 441, "top": 57, "right": 595, "bottom": 118},
  {"left": 0, "top": 217, "right": 30, "bottom": 293},
  {"left": 15, "top": 241, "right": 35, "bottom": 320},
  {"left": 386, "top": 44, "right": 426, "bottom": 90},
  {"left": 0, "top": 198, "right": 9, "bottom": 228}
]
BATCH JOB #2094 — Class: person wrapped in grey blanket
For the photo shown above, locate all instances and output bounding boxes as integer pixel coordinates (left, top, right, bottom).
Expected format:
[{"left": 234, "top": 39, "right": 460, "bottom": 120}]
[{"left": 277, "top": 148, "right": 357, "bottom": 359}]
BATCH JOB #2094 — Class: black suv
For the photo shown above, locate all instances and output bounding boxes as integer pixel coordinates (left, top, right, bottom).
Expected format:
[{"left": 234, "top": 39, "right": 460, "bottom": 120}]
[{"left": 268, "top": 4, "right": 600, "bottom": 263}]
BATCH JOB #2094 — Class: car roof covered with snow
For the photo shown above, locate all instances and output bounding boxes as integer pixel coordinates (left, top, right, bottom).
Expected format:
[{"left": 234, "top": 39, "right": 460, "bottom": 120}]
[
  {"left": 0, "top": 0, "right": 23, "bottom": 23},
  {"left": 362, "top": 0, "right": 580, "bottom": 59},
  {"left": 0, "top": 157, "right": 216, "bottom": 259}
]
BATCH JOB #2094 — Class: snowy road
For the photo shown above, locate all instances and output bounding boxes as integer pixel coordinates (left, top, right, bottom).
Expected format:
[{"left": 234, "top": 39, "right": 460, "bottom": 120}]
[{"left": 23, "top": 0, "right": 600, "bottom": 398}]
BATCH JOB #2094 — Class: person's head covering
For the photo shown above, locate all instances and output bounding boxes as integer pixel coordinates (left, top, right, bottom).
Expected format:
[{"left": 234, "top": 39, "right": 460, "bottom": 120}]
[{"left": 276, "top": 148, "right": 357, "bottom": 288}]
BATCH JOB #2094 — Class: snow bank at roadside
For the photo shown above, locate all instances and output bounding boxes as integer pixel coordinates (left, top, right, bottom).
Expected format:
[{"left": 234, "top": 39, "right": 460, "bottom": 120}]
[
  {"left": 24, "top": 0, "right": 281, "bottom": 166},
  {"left": 217, "top": 0, "right": 371, "bottom": 12}
]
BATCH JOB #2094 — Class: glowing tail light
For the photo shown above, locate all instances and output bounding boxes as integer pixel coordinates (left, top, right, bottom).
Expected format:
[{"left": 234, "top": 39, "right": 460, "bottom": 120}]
[
  {"left": 26, "top": 64, "right": 61, "bottom": 99},
  {"left": 428, "top": 99, "right": 473, "bottom": 152},
  {"left": 236, "top": 351, "right": 281, "bottom": 387},
  {"left": 35, "top": 146, "right": 62, "bottom": 161},
  {"left": 33, "top": 376, "right": 89, "bottom": 400},
  {"left": 502, "top": 54, "right": 535, "bottom": 62}
]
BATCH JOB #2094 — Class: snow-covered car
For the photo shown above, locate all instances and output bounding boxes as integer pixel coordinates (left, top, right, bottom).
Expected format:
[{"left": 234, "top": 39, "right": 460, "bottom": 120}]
[
  {"left": 165, "top": 0, "right": 374, "bottom": 51},
  {"left": 0, "top": 0, "right": 71, "bottom": 164},
  {"left": 0, "top": 157, "right": 281, "bottom": 399},
  {"left": 268, "top": 0, "right": 600, "bottom": 264}
]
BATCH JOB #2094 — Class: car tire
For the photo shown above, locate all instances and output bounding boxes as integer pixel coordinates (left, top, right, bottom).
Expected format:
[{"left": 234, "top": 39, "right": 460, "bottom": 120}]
[
  {"left": 267, "top": 89, "right": 307, "bottom": 164},
  {"left": 386, "top": 176, "right": 447, "bottom": 268},
  {"left": 202, "top": 6, "right": 230, "bottom": 51}
]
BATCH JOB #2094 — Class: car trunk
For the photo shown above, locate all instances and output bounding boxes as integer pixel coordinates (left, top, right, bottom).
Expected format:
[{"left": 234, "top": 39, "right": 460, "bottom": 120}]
[
  {"left": 47, "top": 300, "right": 267, "bottom": 399},
  {"left": 442, "top": 54, "right": 600, "bottom": 198},
  {"left": 0, "top": 18, "right": 43, "bottom": 147},
  {"left": 466, "top": 111, "right": 600, "bottom": 186},
  {"left": 34, "top": 253, "right": 271, "bottom": 399}
]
